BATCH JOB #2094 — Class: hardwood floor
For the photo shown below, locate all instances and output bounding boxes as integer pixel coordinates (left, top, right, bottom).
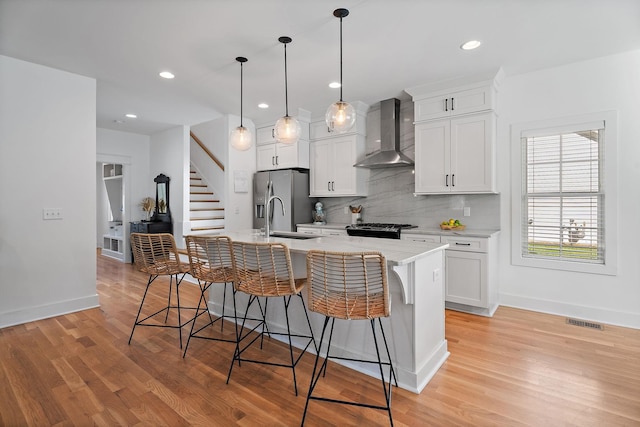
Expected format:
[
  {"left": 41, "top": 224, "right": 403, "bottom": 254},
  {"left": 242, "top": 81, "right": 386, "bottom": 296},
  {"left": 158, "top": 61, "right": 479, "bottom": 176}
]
[{"left": 1, "top": 253, "right": 639, "bottom": 426}]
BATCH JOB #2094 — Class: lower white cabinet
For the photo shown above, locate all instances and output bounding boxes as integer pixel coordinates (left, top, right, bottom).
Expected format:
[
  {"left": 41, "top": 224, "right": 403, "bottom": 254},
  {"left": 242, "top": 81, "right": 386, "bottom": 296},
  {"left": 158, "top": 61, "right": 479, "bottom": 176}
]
[
  {"left": 403, "top": 232, "right": 498, "bottom": 316},
  {"left": 297, "top": 226, "right": 347, "bottom": 236},
  {"left": 102, "top": 235, "right": 124, "bottom": 261}
]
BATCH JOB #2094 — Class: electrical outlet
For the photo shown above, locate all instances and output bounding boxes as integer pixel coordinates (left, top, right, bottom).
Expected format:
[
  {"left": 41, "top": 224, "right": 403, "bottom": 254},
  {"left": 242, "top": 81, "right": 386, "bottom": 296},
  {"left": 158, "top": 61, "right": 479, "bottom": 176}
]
[
  {"left": 464, "top": 207, "right": 471, "bottom": 217},
  {"left": 344, "top": 206, "right": 349, "bottom": 215},
  {"left": 43, "top": 208, "right": 63, "bottom": 220},
  {"left": 433, "top": 268, "right": 441, "bottom": 282}
]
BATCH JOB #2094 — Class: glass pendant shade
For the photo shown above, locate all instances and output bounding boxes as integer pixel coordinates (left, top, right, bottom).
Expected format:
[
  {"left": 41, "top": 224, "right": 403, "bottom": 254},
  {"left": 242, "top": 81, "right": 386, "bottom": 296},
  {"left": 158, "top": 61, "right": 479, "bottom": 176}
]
[
  {"left": 275, "top": 36, "right": 300, "bottom": 144},
  {"left": 326, "top": 8, "right": 355, "bottom": 134},
  {"left": 326, "top": 100, "right": 355, "bottom": 133},
  {"left": 274, "top": 115, "right": 301, "bottom": 144},
  {"left": 231, "top": 56, "right": 252, "bottom": 151},
  {"left": 230, "top": 125, "right": 252, "bottom": 151}
]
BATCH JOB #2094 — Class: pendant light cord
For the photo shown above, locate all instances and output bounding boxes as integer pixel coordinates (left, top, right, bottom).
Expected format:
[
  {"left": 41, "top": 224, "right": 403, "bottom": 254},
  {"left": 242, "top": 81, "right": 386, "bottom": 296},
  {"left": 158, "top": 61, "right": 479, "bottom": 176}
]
[
  {"left": 240, "top": 60, "right": 244, "bottom": 127},
  {"left": 284, "top": 42, "right": 289, "bottom": 117},
  {"left": 339, "top": 14, "right": 344, "bottom": 102}
]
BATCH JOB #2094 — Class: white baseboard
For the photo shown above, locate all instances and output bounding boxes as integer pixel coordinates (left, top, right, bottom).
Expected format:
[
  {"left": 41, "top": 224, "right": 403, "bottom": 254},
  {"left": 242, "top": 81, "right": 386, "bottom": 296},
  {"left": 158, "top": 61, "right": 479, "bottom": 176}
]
[
  {"left": 0, "top": 294, "right": 100, "bottom": 329},
  {"left": 499, "top": 293, "right": 640, "bottom": 330}
]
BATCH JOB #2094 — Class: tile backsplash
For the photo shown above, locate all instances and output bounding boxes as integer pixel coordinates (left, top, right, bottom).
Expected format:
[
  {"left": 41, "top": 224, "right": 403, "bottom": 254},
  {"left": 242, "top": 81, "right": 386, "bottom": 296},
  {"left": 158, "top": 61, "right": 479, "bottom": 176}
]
[{"left": 316, "top": 96, "right": 501, "bottom": 229}]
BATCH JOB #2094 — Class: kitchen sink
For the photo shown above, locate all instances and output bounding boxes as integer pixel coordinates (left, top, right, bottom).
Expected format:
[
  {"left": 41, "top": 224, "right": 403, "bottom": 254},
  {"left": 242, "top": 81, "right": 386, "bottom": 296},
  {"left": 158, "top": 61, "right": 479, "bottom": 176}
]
[{"left": 269, "top": 232, "right": 318, "bottom": 240}]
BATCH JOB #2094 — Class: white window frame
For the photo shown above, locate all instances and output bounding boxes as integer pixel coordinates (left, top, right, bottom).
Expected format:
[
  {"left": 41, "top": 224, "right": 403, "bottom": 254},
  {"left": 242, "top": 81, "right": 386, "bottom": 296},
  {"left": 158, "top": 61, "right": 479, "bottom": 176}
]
[{"left": 511, "top": 112, "right": 617, "bottom": 275}]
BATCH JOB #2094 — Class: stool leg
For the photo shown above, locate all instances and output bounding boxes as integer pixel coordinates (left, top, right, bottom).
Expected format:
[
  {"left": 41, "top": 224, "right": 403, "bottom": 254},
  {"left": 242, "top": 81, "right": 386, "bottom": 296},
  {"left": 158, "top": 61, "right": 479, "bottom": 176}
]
[
  {"left": 301, "top": 316, "right": 332, "bottom": 426},
  {"left": 371, "top": 319, "right": 393, "bottom": 426},
  {"left": 378, "top": 318, "right": 398, "bottom": 387},
  {"left": 165, "top": 275, "right": 173, "bottom": 323},
  {"left": 282, "top": 295, "right": 299, "bottom": 396},
  {"left": 128, "top": 274, "right": 154, "bottom": 345},
  {"left": 298, "top": 294, "right": 318, "bottom": 353},
  {"left": 183, "top": 280, "right": 209, "bottom": 358}
]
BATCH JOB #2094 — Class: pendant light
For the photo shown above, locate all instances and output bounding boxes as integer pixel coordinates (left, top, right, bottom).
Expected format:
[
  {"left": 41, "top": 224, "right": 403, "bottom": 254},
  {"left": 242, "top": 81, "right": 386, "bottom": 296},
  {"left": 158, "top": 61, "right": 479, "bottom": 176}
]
[
  {"left": 325, "top": 8, "right": 355, "bottom": 133},
  {"left": 274, "top": 36, "right": 301, "bottom": 144},
  {"left": 230, "top": 56, "right": 252, "bottom": 151}
]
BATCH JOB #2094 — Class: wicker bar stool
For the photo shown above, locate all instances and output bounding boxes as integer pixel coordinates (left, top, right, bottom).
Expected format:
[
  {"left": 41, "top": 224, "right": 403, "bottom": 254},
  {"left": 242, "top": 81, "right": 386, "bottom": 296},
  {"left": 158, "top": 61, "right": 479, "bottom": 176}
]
[
  {"left": 128, "top": 232, "right": 197, "bottom": 349},
  {"left": 182, "top": 235, "right": 239, "bottom": 357},
  {"left": 226, "top": 241, "right": 316, "bottom": 396},
  {"left": 301, "top": 250, "right": 397, "bottom": 426}
]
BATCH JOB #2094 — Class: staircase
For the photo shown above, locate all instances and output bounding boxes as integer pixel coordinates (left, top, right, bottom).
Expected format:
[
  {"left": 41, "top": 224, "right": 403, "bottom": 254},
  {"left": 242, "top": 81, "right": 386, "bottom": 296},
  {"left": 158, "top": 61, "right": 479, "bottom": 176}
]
[{"left": 189, "top": 167, "right": 225, "bottom": 234}]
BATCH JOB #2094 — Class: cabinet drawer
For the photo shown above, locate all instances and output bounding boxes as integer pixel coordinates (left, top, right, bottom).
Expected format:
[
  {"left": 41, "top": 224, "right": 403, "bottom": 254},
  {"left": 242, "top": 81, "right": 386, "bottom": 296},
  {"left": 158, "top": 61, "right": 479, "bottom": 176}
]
[
  {"left": 402, "top": 233, "right": 441, "bottom": 243},
  {"left": 441, "top": 236, "right": 487, "bottom": 252},
  {"left": 297, "top": 227, "right": 322, "bottom": 235}
]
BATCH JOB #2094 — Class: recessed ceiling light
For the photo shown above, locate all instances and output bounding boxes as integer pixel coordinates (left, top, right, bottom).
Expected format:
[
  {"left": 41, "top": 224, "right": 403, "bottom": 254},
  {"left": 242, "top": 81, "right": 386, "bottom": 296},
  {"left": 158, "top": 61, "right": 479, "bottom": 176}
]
[
  {"left": 461, "top": 40, "right": 482, "bottom": 50},
  {"left": 329, "top": 82, "right": 341, "bottom": 89},
  {"left": 159, "top": 71, "right": 175, "bottom": 79},
  {"left": 125, "top": 113, "right": 137, "bottom": 119},
  {"left": 258, "top": 103, "right": 269, "bottom": 109}
]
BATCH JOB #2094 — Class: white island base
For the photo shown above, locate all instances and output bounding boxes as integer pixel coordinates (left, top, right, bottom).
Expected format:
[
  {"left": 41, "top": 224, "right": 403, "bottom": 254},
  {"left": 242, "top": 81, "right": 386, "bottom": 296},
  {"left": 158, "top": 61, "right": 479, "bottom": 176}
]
[{"left": 205, "top": 231, "right": 450, "bottom": 394}]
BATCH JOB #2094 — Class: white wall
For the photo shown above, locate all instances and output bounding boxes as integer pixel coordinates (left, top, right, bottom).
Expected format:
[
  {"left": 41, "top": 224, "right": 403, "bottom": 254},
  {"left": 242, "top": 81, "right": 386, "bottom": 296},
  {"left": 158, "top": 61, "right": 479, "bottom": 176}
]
[
  {"left": 224, "top": 114, "right": 256, "bottom": 231},
  {"left": 0, "top": 55, "right": 99, "bottom": 328},
  {"left": 191, "top": 115, "right": 256, "bottom": 232},
  {"left": 497, "top": 50, "right": 640, "bottom": 328},
  {"left": 150, "top": 126, "right": 189, "bottom": 243}
]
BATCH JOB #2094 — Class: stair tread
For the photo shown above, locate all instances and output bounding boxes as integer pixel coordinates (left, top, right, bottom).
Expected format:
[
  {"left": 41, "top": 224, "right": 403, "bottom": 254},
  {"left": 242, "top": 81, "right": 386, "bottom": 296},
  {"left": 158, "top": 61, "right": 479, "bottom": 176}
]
[
  {"left": 190, "top": 207, "right": 224, "bottom": 211},
  {"left": 191, "top": 216, "right": 225, "bottom": 221},
  {"left": 191, "top": 226, "right": 225, "bottom": 231}
]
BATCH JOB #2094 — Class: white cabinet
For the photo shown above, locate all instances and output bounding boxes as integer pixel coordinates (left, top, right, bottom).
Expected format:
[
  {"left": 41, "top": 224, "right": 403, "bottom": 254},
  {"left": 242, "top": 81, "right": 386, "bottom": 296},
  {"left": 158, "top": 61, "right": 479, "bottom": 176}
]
[
  {"left": 297, "top": 226, "right": 347, "bottom": 236},
  {"left": 414, "top": 112, "right": 495, "bottom": 194},
  {"left": 256, "top": 119, "right": 310, "bottom": 171},
  {"left": 401, "top": 233, "right": 441, "bottom": 243},
  {"left": 309, "top": 134, "right": 368, "bottom": 197},
  {"left": 441, "top": 235, "right": 497, "bottom": 317},
  {"left": 414, "top": 85, "right": 495, "bottom": 122},
  {"left": 402, "top": 232, "right": 498, "bottom": 316}
]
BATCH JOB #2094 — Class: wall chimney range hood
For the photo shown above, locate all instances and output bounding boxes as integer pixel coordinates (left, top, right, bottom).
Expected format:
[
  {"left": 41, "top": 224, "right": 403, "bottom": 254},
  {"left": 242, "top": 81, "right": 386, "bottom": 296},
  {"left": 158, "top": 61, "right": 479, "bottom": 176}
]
[{"left": 354, "top": 98, "right": 414, "bottom": 168}]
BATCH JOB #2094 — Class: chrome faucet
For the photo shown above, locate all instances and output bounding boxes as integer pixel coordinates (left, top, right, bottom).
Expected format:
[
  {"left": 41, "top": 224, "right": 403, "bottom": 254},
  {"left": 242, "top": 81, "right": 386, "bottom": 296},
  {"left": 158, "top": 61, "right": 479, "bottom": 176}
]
[{"left": 264, "top": 181, "right": 286, "bottom": 237}]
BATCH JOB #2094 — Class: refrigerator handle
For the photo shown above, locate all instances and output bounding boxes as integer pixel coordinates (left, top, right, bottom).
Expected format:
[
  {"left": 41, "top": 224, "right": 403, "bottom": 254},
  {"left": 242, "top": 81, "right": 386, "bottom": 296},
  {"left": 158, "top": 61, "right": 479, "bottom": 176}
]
[{"left": 265, "top": 180, "right": 273, "bottom": 226}]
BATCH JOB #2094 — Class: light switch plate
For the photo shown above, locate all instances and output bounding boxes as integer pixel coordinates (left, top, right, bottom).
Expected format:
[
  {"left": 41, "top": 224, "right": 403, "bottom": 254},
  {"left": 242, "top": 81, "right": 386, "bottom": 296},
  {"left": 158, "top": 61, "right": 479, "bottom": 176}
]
[
  {"left": 463, "top": 207, "right": 471, "bottom": 217},
  {"left": 43, "top": 208, "right": 63, "bottom": 220}
]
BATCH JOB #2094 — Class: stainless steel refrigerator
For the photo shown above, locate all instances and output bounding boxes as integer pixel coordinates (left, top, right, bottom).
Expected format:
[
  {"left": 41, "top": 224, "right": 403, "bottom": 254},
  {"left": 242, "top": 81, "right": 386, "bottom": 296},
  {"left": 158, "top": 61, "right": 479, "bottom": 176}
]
[{"left": 253, "top": 169, "right": 313, "bottom": 232}]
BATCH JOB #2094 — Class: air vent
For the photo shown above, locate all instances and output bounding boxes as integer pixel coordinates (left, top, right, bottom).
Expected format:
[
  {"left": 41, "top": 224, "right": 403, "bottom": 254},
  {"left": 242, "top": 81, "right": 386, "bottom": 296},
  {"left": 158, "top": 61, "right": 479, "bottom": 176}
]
[{"left": 566, "top": 318, "right": 603, "bottom": 330}]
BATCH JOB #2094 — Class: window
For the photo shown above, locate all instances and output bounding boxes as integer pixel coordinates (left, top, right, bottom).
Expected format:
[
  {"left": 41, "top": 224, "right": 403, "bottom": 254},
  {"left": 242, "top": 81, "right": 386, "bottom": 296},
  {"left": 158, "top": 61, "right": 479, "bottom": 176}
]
[{"left": 511, "top": 112, "right": 617, "bottom": 275}]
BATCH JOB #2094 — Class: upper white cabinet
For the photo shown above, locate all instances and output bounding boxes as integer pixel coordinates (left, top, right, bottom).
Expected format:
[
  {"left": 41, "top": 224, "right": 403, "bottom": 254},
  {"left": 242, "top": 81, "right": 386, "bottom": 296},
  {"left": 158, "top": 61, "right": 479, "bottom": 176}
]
[
  {"left": 414, "top": 85, "right": 495, "bottom": 122},
  {"left": 309, "top": 102, "right": 369, "bottom": 197},
  {"left": 310, "top": 133, "right": 368, "bottom": 197},
  {"left": 415, "top": 112, "right": 495, "bottom": 194},
  {"left": 256, "top": 110, "right": 311, "bottom": 171},
  {"left": 407, "top": 70, "right": 502, "bottom": 195},
  {"left": 256, "top": 138, "right": 310, "bottom": 171}
]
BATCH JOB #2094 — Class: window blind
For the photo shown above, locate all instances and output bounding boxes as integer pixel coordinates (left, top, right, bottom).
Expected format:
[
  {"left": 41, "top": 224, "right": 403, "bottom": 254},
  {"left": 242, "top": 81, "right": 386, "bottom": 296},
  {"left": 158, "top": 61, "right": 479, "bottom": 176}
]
[{"left": 521, "top": 126, "right": 604, "bottom": 263}]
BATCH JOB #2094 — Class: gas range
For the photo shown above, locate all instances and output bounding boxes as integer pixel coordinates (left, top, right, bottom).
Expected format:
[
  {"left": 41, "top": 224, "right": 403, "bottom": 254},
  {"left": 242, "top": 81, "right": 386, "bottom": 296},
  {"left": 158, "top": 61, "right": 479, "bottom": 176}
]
[{"left": 345, "top": 223, "right": 417, "bottom": 240}]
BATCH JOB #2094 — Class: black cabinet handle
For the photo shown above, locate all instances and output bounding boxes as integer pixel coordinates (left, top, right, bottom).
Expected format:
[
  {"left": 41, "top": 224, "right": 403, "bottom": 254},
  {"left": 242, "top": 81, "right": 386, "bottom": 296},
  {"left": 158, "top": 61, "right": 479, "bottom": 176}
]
[
  {"left": 444, "top": 98, "right": 448, "bottom": 112},
  {"left": 272, "top": 156, "right": 275, "bottom": 165},
  {"left": 275, "top": 155, "right": 279, "bottom": 165},
  {"left": 331, "top": 181, "right": 335, "bottom": 191},
  {"left": 327, "top": 181, "right": 331, "bottom": 191},
  {"left": 445, "top": 174, "right": 449, "bottom": 187},
  {"left": 452, "top": 174, "right": 455, "bottom": 187},
  {"left": 455, "top": 242, "right": 471, "bottom": 246},
  {"left": 451, "top": 97, "right": 454, "bottom": 111},
  {"left": 271, "top": 129, "right": 275, "bottom": 138}
]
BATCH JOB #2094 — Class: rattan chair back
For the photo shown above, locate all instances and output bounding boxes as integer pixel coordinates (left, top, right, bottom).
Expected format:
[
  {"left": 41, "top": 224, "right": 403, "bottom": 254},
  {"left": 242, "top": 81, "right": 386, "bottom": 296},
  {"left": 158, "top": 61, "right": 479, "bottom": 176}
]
[
  {"left": 130, "top": 232, "right": 188, "bottom": 275},
  {"left": 306, "top": 250, "right": 390, "bottom": 320},
  {"left": 232, "top": 241, "right": 301, "bottom": 297},
  {"left": 185, "top": 235, "right": 236, "bottom": 283}
]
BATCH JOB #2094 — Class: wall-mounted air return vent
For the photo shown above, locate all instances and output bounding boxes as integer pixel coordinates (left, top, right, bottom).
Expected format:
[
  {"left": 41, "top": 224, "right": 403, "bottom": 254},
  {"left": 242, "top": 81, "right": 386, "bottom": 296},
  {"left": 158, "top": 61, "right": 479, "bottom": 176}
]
[{"left": 566, "top": 318, "right": 603, "bottom": 330}]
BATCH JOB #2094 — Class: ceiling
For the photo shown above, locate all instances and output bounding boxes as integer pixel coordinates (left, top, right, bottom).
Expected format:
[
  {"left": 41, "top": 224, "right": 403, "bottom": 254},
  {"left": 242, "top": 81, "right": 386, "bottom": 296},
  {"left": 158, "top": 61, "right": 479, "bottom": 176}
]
[{"left": 2, "top": 0, "right": 639, "bottom": 136}]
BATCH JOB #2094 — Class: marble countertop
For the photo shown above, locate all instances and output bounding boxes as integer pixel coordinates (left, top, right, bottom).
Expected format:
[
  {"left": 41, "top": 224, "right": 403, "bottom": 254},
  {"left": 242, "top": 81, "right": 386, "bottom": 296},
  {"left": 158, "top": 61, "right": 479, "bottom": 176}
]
[
  {"left": 297, "top": 223, "right": 500, "bottom": 238},
  {"left": 224, "top": 230, "right": 448, "bottom": 266}
]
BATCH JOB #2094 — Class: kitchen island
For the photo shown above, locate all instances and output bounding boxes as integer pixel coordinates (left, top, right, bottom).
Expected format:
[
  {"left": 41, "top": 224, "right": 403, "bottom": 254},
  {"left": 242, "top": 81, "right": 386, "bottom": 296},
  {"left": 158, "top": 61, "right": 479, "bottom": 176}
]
[{"left": 206, "top": 230, "right": 449, "bottom": 394}]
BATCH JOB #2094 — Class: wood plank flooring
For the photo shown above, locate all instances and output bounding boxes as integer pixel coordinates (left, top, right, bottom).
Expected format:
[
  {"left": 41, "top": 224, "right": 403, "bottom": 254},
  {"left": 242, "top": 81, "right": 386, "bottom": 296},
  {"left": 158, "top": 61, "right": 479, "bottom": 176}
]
[{"left": 1, "top": 252, "right": 639, "bottom": 426}]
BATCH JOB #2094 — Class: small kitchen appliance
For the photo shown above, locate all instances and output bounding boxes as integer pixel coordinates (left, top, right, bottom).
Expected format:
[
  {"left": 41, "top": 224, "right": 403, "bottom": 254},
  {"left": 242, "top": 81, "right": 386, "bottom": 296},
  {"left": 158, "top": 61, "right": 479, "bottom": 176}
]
[{"left": 345, "top": 223, "right": 416, "bottom": 239}]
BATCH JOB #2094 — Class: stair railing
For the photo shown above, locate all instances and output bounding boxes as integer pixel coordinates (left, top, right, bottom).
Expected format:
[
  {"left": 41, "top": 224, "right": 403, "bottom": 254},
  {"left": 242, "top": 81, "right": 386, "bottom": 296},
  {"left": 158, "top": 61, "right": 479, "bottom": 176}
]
[{"left": 190, "top": 131, "right": 224, "bottom": 172}]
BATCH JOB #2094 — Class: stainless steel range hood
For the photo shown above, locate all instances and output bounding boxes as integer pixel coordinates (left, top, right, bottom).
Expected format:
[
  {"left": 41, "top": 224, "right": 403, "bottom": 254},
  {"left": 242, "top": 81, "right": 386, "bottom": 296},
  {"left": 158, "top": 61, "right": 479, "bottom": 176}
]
[{"left": 354, "top": 98, "right": 414, "bottom": 168}]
